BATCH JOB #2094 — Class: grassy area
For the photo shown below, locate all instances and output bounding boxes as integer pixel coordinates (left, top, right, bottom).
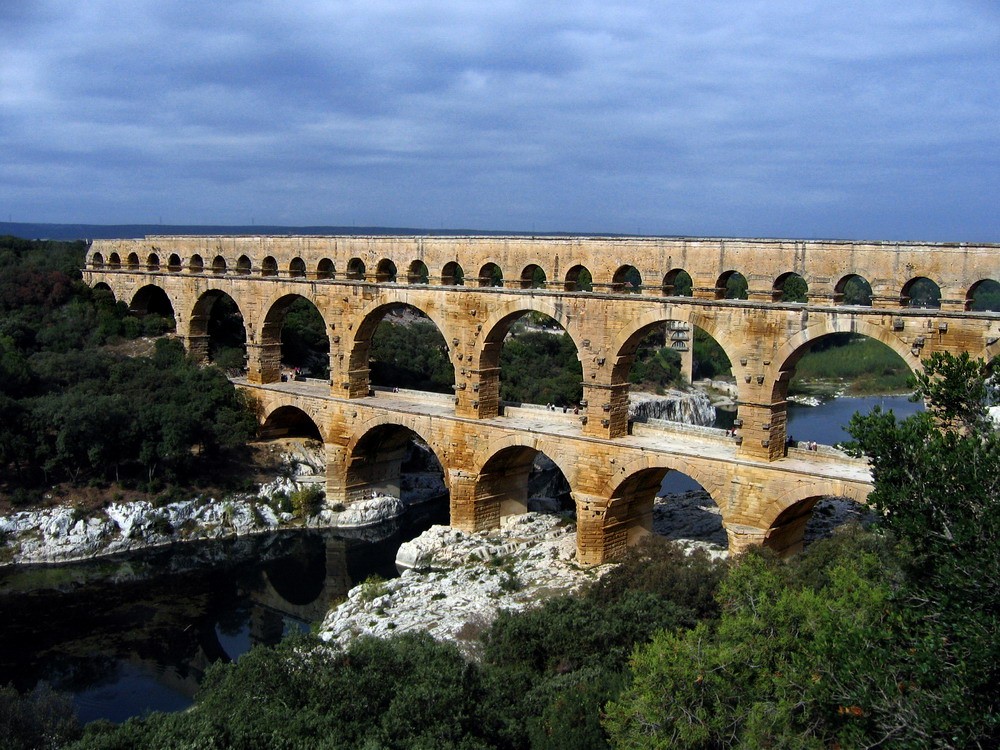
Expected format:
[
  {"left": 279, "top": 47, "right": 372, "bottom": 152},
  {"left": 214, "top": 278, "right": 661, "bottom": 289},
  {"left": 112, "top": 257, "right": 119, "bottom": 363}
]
[{"left": 789, "top": 335, "right": 912, "bottom": 396}]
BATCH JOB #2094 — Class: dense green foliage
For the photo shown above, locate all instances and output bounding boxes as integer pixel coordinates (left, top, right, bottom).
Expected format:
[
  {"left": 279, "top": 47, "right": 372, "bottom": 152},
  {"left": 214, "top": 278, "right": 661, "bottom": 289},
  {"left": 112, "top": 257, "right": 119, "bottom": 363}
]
[
  {"left": 0, "top": 682, "right": 81, "bottom": 749},
  {"left": 791, "top": 333, "right": 911, "bottom": 394},
  {"left": 500, "top": 329, "right": 583, "bottom": 406},
  {"left": 606, "top": 352, "right": 1000, "bottom": 748},
  {"left": 280, "top": 297, "right": 330, "bottom": 378},
  {"left": 369, "top": 318, "right": 454, "bottom": 393},
  {"left": 0, "top": 237, "right": 257, "bottom": 497}
]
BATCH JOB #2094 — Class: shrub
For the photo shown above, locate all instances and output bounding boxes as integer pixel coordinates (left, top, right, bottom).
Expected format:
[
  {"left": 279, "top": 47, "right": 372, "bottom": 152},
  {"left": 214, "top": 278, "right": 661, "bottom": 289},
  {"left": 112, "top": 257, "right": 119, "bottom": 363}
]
[{"left": 290, "top": 485, "right": 324, "bottom": 518}]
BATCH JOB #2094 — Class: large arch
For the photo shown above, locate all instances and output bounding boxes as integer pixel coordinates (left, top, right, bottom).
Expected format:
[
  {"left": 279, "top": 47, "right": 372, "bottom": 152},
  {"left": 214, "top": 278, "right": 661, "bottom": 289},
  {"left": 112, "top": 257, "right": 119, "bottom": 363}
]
[
  {"left": 756, "top": 479, "right": 871, "bottom": 556},
  {"left": 600, "top": 458, "right": 725, "bottom": 554},
  {"left": 129, "top": 284, "right": 176, "bottom": 323},
  {"left": 473, "top": 436, "right": 576, "bottom": 523},
  {"left": 344, "top": 421, "right": 449, "bottom": 508},
  {"left": 260, "top": 404, "right": 324, "bottom": 440},
  {"left": 189, "top": 289, "right": 248, "bottom": 370},
  {"left": 472, "top": 298, "right": 588, "bottom": 417},
  {"left": 258, "top": 293, "right": 331, "bottom": 382},
  {"left": 346, "top": 301, "right": 456, "bottom": 399}
]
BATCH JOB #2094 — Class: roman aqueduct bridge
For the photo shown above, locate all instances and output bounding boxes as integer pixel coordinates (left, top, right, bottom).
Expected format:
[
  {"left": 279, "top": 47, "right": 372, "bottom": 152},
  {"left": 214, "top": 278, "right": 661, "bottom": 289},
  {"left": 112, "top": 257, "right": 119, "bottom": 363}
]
[{"left": 83, "top": 235, "right": 1000, "bottom": 563}]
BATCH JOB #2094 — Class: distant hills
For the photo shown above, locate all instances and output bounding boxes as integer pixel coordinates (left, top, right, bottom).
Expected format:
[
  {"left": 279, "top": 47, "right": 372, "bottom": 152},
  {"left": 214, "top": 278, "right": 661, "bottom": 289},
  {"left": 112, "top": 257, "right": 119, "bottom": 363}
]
[{"left": 0, "top": 222, "right": 585, "bottom": 242}]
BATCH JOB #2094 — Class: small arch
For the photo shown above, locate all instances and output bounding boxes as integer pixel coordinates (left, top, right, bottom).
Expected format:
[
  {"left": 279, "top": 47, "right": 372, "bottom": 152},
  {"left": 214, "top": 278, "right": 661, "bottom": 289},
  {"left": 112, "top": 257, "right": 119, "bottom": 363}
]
[
  {"left": 661, "top": 269, "right": 692, "bottom": 297},
  {"left": 407, "top": 260, "right": 429, "bottom": 285},
  {"left": 316, "top": 258, "right": 335, "bottom": 280},
  {"left": 91, "top": 252, "right": 105, "bottom": 269},
  {"left": 376, "top": 259, "right": 397, "bottom": 283},
  {"left": 188, "top": 254, "right": 204, "bottom": 273},
  {"left": 236, "top": 255, "right": 252, "bottom": 275},
  {"left": 478, "top": 262, "right": 503, "bottom": 287},
  {"left": 261, "top": 256, "right": 278, "bottom": 277},
  {"left": 212, "top": 255, "right": 227, "bottom": 275},
  {"left": 774, "top": 272, "right": 808, "bottom": 303},
  {"left": 260, "top": 405, "right": 323, "bottom": 440},
  {"left": 441, "top": 261, "right": 464, "bottom": 286},
  {"left": 289, "top": 257, "right": 306, "bottom": 278},
  {"left": 834, "top": 274, "right": 872, "bottom": 306},
  {"left": 967, "top": 279, "right": 1000, "bottom": 312},
  {"left": 521, "top": 264, "right": 546, "bottom": 290},
  {"left": 108, "top": 252, "right": 122, "bottom": 269},
  {"left": 167, "top": 253, "right": 182, "bottom": 272},
  {"left": 716, "top": 270, "right": 747, "bottom": 300},
  {"left": 146, "top": 253, "right": 160, "bottom": 270},
  {"left": 613, "top": 265, "right": 642, "bottom": 293},
  {"left": 564, "top": 265, "right": 593, "bottom": 292},
  {"left": 901, "top": 277, "right": 941, "bottom": 309},
  {"left": 347, "top": 258, "right": 366, "bottom": 281},
  {"left": 126, "top": 252, "right": 140, "bottom": 270}
]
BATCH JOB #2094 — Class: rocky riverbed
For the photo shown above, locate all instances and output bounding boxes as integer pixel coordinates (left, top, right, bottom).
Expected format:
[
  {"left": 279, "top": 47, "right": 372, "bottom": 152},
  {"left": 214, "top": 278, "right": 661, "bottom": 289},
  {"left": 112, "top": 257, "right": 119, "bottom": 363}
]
[{"left": 317, "top": 491, "right": 870, "bottom": 653}]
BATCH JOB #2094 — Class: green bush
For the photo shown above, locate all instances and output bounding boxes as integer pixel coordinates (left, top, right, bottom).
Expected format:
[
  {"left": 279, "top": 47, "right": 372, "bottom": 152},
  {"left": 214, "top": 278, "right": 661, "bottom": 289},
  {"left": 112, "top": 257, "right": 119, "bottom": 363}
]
[{"left": 290, "top": 485, "right": 324, "bottom": 518}]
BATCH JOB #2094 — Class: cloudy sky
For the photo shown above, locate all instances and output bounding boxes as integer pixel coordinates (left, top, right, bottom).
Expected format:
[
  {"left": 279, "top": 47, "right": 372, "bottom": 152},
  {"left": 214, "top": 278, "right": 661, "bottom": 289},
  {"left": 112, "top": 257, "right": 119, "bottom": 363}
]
[{"left": 1, "top": 0, "right": 997, "bottom": 240}]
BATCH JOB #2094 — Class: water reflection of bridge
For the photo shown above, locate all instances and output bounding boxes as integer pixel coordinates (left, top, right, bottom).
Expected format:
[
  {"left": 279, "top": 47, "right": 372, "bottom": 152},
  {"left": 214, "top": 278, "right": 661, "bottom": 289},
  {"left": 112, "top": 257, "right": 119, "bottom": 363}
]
[{"left": 83, "top": 234, "right": 1000, "bottom": 562}]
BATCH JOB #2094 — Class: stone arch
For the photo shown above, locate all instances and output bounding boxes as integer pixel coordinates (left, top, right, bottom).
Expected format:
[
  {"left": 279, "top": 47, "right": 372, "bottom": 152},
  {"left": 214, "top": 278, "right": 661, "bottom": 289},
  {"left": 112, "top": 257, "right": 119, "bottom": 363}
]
[
  {"left": 129, "top": 284, "right": 176, "bottom": 322},
  {"left": 603, "top": 461, "right": 723, "bottom": 551},
  {"left": 716, "top": 270, "right": 748, "bottom": 300},
  {"left": 108, "top": 252, "right": 122, "bottom": 269},
  {"left": 189, "top": 288, "right": 248, "bottom": 368},
  {"left": 564, "top": 264, "right": 593, "bottom": 292},
  {"left": 478, "top": 262, "right": 503, "bottom": 287},
  {"left": 343, "top": 421, "right": 449, "bottom": 508},
  {"left": 520, "top": 263, "right": 546, "bottom": 289},
  {"left": 92, "top": 281, "right": 114, "bottom": 300},
  {"left": 236, "top": 255, "right": 252, "bottom": 275},
  {"left": 473, "top": 437, "right": 576, "bottom": 524},
  {"left": 770, "top": 321, "right": 922, "bottom": 402},
  {"left": 901, "top": 276, "right": 941, "bottom": 309},
  {"left": 613, "top": 264, "right": 642, "bottom": 293},
  {"left": 146, "top": 253, "right": 160, "bottom": 270},
  {"left": 211, "top": 255, "right": 227, "bottom": 275},
  {"left": 609, "top": 307, "right": 738, "bottom": 386},
  {"left": 258, "top": 293, "right": 331, "bottom": 382},
  {"left": 345, "top": 300, "right": 456, "bottom": 399},
  {"left": 261, "top": 256, "right": 278, "bottom": 277},
  {"left": 966, "top": 278, "right": 1000, "bottom": 312},
  {"left": 834, "top": 273, "right": 873, "bottom": 306},
  {"left": 126, "top": 252, "right": 140, "bottom": 270},
  {"left": 757, "top": 481, "right": 871, "bottom": 556},
  {"left": 661, "top": 268, "right": 692, "bottom": 297},
  {"left": 188, "top": 254, "right": 204, "bottom": 273},
  {"left": 260, "top": 404, "right": 324, "bottom": 440},
  {"left": 316, "top": 258, "right": 335, "bottom": 280},
  {"left": 441, "top": 261, "right": 464, "bottom": 286},
  {"left": 472, "top": 298, "right": 588, "bottom": 417},
  {"left": 91, "top": 252, "right": 105, "bottom": 268},
  {"left": 376, "top": 259, "right": 397, "bottom": 283},
  {"left": 347, "top": 257, "right": 366, "bottom": 280},
  {"left": 167, "top": 253, "right": 182, "bottom": 272},
  {"left": 289, "top": 257, "right": 306, "bottom": 278},
  {"left": 773, "top": 272, "right": 808, "bottom": 303},
  {"left": 407, "top": 260, "right": 429, "bottom": 284}
]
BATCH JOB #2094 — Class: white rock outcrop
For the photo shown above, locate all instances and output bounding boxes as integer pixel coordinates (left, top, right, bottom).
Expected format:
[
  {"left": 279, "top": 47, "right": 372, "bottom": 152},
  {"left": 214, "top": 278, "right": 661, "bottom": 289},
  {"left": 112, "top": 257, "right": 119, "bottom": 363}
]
[
  {"left": 629, "top": 389, "right": 716, "bottom": 426},
  {"left": 320, "top": 513, "right": 597, "bottom": 655}
]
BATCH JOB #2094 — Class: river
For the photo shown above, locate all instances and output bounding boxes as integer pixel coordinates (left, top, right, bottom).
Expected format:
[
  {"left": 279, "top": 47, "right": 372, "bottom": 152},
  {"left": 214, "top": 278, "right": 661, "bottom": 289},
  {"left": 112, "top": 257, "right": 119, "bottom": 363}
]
[{"left": 1, "top": 394, "right": 922, "bottom": 724}]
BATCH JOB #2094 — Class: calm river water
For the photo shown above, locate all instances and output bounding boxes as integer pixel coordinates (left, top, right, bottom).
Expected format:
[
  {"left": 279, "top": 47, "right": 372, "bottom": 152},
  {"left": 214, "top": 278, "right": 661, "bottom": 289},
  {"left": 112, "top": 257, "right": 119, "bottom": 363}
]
[{"left": 0, "top": 394, "right": 922, "bottom": 724}]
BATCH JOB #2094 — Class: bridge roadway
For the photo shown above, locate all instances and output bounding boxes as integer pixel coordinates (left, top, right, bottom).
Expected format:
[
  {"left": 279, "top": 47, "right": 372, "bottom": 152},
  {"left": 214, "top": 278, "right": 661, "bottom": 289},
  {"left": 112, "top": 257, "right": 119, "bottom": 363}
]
[{"left": 239, "top": 377, "right": 872, "bottom": 564}]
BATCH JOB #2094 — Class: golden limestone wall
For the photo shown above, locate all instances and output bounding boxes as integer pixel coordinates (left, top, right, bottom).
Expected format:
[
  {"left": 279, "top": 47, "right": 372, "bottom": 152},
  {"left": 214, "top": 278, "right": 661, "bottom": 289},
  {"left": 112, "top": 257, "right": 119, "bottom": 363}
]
[{"left": 83, "top": 235, "right": 1000, "bottom": 562}]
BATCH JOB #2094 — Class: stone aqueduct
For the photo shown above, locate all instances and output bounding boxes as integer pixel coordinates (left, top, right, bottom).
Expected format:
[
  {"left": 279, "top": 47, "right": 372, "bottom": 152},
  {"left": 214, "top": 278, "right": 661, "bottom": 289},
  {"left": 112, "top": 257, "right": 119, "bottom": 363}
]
[{"left": 83, "top": 235, "right": 1000, "bottom": 564}]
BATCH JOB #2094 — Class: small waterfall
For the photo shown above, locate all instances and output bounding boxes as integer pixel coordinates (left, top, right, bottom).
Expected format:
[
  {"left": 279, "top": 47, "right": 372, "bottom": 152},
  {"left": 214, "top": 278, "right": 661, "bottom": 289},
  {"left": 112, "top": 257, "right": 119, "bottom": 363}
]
[{"left": 629, "top": 390, "right": 716, "bottom": 427}]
